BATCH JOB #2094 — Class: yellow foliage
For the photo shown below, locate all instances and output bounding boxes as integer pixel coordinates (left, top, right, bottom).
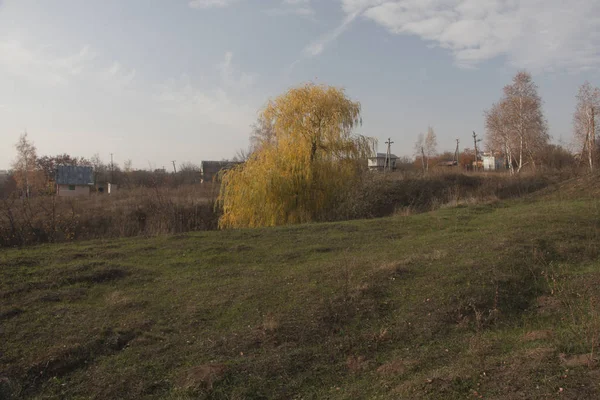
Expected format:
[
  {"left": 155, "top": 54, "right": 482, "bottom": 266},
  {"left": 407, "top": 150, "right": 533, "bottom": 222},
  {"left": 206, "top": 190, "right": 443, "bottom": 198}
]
[{"left": 218, "top": 83, "right": 375, "bottom": 228}]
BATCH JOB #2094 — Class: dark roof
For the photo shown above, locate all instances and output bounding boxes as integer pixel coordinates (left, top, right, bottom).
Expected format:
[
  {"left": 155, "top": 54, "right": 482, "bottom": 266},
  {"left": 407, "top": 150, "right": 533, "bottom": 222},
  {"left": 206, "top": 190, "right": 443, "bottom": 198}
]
[
  {"left": 201, "top": 161, "right": 243, "bottom": 174},
  {"left": 369, "top": 153, "right": 398, "bottom": 159},
  {"left": 56, "top": 166, "right": 94, "bottom": 185}
]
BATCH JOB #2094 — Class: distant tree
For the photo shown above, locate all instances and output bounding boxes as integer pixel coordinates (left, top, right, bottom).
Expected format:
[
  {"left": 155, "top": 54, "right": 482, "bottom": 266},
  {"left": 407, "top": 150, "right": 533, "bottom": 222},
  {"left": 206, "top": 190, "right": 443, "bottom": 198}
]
[
  {"left": 123, "top": 159, "right": 133, "bottom": 173},
  {"left": 395, "top": 156, "right": 416, "bottom": 171},
  {"left": 218, "top": 83, "right": 375, "bottom": 228},
  {"left": 424, "top": 126, "right": 438, "bottom": 169},
  {"left": 459, "top": 148, "right": 476, "bottom": 169},
  {"left": 232, "top": 148, "right": 251, "bottom": 162},
  {"left": 179, "top": 162, "right": 202, "bottom": 185},
  {"left": 36, "top": 153, "right": 85, "bottom": 186},
  {"left": 11, "top": 133, "right": 38, "bottom": 197},
  {"left": 538, "top": 144, "right": 576, "bottom": 170},
  {"left": 90, "top": 153, "right": 107, "bottom": 184},
  {"left": 573, "top": 82, "right": 600, "bottom": 172},
  {"left": 485, "top": 71, "right": 549, "bottom": 174},
  {"left": 414, "top": 133, "right": 426, "bottom": 172},
  {"left": 250, "top": 114, "right": 276, "bottom": 153}
]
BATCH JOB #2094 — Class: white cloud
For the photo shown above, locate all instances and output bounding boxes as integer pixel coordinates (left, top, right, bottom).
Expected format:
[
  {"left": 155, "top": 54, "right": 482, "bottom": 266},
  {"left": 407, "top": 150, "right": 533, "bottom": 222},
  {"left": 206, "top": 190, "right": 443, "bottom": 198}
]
[
  {"left": 188, "top": 0, "right": 239, "bottom": 8},
  {"left": 154, "top": 76, "right": 256, "bottom": 129},
  {"left": 106, "top": 61, "right": 137, "bottom": 87},
  {"left": 154, "top": 53, "right": 257, "bottom": 129},
  {"left": 0, "top": 40, "right": 96, "bottom": 86},
  {"left": 265, "top": 0, "right": 315, "bottom": 17},
  {"left": 334, "top": 0, "right": 600, "bottom": 71},
  {"left": 217, "top": 51, "right": 255, "bottom": 89}
]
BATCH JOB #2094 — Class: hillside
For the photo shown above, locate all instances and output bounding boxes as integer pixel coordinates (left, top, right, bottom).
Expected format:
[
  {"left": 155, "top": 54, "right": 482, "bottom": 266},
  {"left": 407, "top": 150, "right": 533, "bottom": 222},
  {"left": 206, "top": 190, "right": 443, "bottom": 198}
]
[{"left": 2, "top": 181, "right": 600, "bottom": 399}]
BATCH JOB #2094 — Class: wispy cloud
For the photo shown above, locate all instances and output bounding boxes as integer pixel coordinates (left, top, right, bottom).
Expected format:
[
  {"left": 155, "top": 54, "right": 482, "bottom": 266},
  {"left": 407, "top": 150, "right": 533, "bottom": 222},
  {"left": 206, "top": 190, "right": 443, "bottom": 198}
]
[
  {"left": 0, "top": 40, "right": 96, "bottom": 86},
  {"left": 331, "top": 0, "right": 600, "bottom": 71},
  {"left": 154, "top": 77, "right": 256, "bottom": 129},
  {"left": 188, "top": 0, "right": 239, "bottom": 9},
  {"left": 303, "top": 11, "right": 360, "bottom": 57},
  {"left": 155, "top": 52, "right": 257, "bottom": 129},
  {"left": 217, "top": 51, "right": 255, "bottom": 89},
  {"left": 106, "top": 61, "right": 137, "bottom": 87},
  {"left": 265, "top": 0, "right": 315, "bottom": 18}
]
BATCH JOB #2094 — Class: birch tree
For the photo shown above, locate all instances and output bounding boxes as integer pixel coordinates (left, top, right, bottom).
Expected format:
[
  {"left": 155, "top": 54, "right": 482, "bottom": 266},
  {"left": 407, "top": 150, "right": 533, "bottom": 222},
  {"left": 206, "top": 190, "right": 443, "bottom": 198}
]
[
  {"left": 424, "top": 126, "right": 438, "bottom": 170},
  {"left": 573, "top": 82, "right": 600, "bottom": 172},
  {"left": 485, "top": 102, "right": 515, "bottom": 174},
  {"left": 485, "top": 71, "right": 548, "bottom": 173},
  {"left": 414, "top": 133, "right": 426, "bottom": 172},
  {"left": 11, "top": 133, "right": 38, "bottom": 197}
]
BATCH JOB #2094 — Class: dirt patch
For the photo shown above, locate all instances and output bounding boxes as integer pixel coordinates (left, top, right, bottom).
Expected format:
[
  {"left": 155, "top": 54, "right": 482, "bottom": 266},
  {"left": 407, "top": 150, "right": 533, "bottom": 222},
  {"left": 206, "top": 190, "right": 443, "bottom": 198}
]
[
  {"left": 377, "top": 359, "right": 410, "bottom": 377},
  {"left": 379, "top": 262, "right": 412, "bottom": 279},
  {"left": 523, "top": 330, "right": 553, "bottom": 342},
  {"left": 176, "top": 364, "right": 227, "bottom": 391},
  {"left": 560, "top": 353, "right": 596, "bottom": 368},
  {"left": 535, "top": 295, "right": 562, "bottom": 314},
  {"left": 346, "top": 356, "right": 369, "bottom": 374},
  {"left": 232, "top": 244, "right": 253, "bottom": 252}
]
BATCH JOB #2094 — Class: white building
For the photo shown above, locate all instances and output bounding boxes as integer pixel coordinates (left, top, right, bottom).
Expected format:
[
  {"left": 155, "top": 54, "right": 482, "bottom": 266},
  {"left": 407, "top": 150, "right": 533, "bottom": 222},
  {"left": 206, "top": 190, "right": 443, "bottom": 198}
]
[
  {"left": 482, "top": 155, "right": 505, "bottom": 171},
  {"left": 368, "top": 153, "right": 398, "bottom": 171}
]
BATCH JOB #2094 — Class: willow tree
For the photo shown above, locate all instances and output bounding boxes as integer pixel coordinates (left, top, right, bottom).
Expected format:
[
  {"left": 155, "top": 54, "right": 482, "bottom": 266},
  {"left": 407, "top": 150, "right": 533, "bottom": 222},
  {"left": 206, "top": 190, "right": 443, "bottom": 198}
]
[{"left": 218, "top": 83, "right": 375, "bottom": 228}]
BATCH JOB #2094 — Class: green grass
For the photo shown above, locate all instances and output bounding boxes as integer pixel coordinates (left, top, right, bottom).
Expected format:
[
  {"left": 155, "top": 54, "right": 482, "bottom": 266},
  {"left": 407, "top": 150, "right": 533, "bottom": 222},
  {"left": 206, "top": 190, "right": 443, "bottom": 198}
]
[{"left": 2, "top": 186, "right": 600, "bottom": 399}]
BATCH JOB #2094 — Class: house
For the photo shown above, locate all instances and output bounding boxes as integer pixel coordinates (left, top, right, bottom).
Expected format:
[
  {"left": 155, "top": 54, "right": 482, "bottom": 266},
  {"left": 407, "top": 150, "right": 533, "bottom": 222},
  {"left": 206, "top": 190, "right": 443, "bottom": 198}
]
[
  {"left": 482, "top": 154, "right": 505, "bottom": 171},
  {"left": 201, "top": 161, "right": 243, "bottom": 183},
  {"left": 368, "top": 153, "right": 398, "bottom": 171},
  {"left": 55, "top": 165, "right": 94, "bottom": 197}
]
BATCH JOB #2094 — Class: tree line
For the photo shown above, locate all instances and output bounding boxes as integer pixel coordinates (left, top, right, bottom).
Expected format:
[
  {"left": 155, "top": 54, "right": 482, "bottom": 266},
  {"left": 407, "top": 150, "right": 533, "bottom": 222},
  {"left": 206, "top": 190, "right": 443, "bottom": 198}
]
[
  {"left": 2, "top": 135, "right": 208, "bottom": 198},
  {"left": 410, "top": 71, "right": 598, "bottom": 173}
]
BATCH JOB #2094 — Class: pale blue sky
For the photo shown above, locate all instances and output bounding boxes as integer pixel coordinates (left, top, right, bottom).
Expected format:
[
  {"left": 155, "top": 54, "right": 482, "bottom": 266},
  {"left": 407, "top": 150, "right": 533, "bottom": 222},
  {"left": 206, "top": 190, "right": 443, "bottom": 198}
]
[{"left": 1, "top": 0, "right": 599, "bottom": 169}]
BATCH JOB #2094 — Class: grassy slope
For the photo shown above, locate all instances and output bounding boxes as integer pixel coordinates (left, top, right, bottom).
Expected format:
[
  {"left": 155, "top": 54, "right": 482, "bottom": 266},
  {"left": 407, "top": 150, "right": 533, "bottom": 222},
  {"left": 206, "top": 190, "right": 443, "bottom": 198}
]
[{"left": 2, "top": 182, "right": 600, "bottom": 399}]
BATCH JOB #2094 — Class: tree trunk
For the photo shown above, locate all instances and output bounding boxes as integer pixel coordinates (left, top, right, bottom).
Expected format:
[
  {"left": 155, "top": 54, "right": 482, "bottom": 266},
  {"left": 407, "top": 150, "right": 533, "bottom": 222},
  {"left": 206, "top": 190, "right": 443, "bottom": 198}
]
[{"left": 588, "top": 106, "right": 594, "bottom": 172}]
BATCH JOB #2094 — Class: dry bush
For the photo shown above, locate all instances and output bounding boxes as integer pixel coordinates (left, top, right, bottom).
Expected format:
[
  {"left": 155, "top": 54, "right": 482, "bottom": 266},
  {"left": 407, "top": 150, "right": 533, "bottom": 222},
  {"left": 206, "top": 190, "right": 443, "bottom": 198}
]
[
  {"left": 335, "top": 171, "right": 557, "bottom": 221},
  {"left": 0, "top": 183, "right": 219, "bottom": 247}
]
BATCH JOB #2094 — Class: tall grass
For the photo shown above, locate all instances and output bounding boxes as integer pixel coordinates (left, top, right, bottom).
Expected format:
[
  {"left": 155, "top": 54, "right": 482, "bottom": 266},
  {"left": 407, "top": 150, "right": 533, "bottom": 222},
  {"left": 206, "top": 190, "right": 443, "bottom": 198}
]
[
  {"left": 0, "top": 171, "right": 568, "bottom": 247},
  {"left": 0, "top": 184, "right": 219, "bottom": 247}
]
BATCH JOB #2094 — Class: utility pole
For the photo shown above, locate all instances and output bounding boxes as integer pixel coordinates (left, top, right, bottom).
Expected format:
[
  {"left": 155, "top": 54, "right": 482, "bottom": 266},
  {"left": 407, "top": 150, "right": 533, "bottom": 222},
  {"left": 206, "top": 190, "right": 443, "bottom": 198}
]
[
  {"left": 454, "top": 138, "right": 460, "bottom": 166},
  {"left": 110, "top": 153, "right": 114, "bottom": 183},
  {"left": 171, "top": 160, "right": 177, "bottom": 174},
  {"left": 385, "top": 137, "right": 394, "bottom": 173},
  {"left": 472, "top": 131, "right": 481, "bottom": 171}
]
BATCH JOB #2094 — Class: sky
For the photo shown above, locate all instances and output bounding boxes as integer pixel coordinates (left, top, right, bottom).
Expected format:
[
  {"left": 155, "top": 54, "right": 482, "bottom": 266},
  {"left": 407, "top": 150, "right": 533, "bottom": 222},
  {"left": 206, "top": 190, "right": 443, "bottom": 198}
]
[{"left": 1, "top": 0, "right": 599, "bottom": 170}]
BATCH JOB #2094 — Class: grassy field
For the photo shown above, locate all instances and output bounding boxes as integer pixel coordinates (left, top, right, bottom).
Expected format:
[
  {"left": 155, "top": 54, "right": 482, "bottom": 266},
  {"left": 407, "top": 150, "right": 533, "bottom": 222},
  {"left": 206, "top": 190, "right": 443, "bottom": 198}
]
[{"left": 2, "top": 176, "right": 600, "bottom": 399}]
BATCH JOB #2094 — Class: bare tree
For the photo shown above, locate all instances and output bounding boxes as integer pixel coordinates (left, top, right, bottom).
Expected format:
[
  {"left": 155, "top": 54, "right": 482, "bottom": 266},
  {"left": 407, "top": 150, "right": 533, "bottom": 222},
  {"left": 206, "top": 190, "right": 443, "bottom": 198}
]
[
  {"left": 573, "top": 81, "right": 600, "bottom": 172},
  {"left": 485, "top": 71, "right": 548, "bottom": 173},
  {"left": 424, "top": 126, "right": 438, "bottom": 170},
  {"left": 12, "top": 133, "right": 37, "bottom": 198},
  {"left": 90, "top": 153, "right": 106, "bottom": 184},
  {"left": 485, "top": 102, "right": 515, "bottom": 174},
  {"left": 414, "top": 133, "right": 426, "bottom": 172},
  {"left": 250, "top": 114, "right": 276, "bottom": 152},
  {"left": 232, "top": 148, "right": 251, "bottom": 162}
]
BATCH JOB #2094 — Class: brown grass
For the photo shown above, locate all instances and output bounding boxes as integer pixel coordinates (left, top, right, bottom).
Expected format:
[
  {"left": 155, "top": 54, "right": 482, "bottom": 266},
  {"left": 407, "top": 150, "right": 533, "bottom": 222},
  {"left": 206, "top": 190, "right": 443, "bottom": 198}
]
[{"left": 0, "top": 183, "right": 219, "bottom": 247}]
